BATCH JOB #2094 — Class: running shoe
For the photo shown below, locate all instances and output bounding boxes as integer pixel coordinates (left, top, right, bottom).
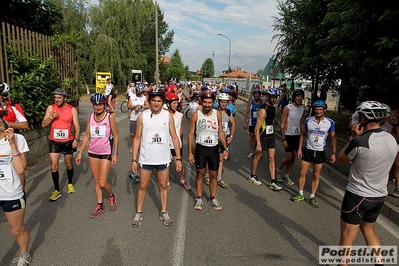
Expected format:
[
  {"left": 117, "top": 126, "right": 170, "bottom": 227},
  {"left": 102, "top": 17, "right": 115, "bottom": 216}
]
[
  {"left": 12, "top": 253, "right": 32, "bottom": 266},
  {"left": 194, "top": 197, "right": 203, "bottom": 210},
  {"left": 49, "top": 190, "right": 62, "bottom": 201},
  {"left": 218, "top": 179, "right": 228, "bottom": 189},
  {"left": 247, "top": 175, "right": 262, "bottom": 186},
  {"left": 291, "top": 194, "right": 305, "bottom": 202},
  {"left": 180, "top": 179, "right": 192, "bottom": 191},
  {"left": 90, "top": 205, "right": 106, "bottom": 218},
  {"left": 393, "top": 188, "right": 399, "bottom": 198},
  {"left": 246, "top": 151, "right": 255, "bottom": 159},
  {"left": 129, "top": 173, "right": 140, "bottom": 182},
  {"left": 204, "top": 177, "right": 210, "bottom": 186},
  {"left": 306, "top": 197, "right": 319, "bottom": 208},
  {"left": 159, "top": 211, "right": 173, "bottom": 226},
  {"left": 275, "top": 171, "right": 283, "bottom": 183},
  {"left": 67, "top": 183, "right": 75, "bottom": 194},
  {"left": 268, "top": 181, "right": 282, "bottom": 191},
  {"left": 109, "top": 194, "right": 118, "bottom": 211},
  {"left": 207, "top": 197, "right": 223, "bottom": 211},
  {"left": 132, "top": 212, "right": 143, "bottom": 227},
  {"left": 283, "top": 175, "right": 294, "bottom": 186},
  {"left": 167, "top": 182, "right": 171, "bottom": 192}
]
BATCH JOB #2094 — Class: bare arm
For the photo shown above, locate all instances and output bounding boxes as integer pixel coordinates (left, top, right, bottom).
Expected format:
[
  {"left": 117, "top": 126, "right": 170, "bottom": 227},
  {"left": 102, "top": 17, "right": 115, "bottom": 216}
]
[
  {"left": 131, "top": 114, "right": 143, "bottom": 173},
  {"left": 254, "top": 109, "right": 266, "bottom": 153},
  {"left": 169, "top": 114, "right": 182, "bottom": 172},
  {"left": 243, "top": 100, "right": 251, "bottom": 129},
  {"left": 72, "top": 107, "right": 80, "bottom": 149},
  {"left": 280, "top": 106, "right": 289, "bottom": 139},
  {"left": 41, "top": 105, "right": 53, "bottom": 128},
  {"left": 76, "top": 114, "right": 91, "bottom": 166},
  {"left": 110, "top": 113, "right": 119, "bottom": 166}
]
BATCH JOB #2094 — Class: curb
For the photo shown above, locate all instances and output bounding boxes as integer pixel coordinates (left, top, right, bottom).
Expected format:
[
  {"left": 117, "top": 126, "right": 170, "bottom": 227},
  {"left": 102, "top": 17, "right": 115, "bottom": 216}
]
[{"left": 237, "top": 96, "right": 399, "bottom": 226}]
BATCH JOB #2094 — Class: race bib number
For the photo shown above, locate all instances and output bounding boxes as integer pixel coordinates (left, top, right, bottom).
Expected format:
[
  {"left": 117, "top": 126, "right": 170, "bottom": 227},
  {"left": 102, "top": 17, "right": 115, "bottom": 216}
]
[
  {"left": 0, "top": 165, "right": 12, "bottom": 182},
  {"left": 53, "top": 129, "right": 69, "bottom": 139},
  {"left": 147, "top": 132, "right": 167, "bottom": 145},
  {"left": 90, "top": 125, "right": 106, "bottom": 138},
  {"left": 200, "top": 135, "right": 216, "bottom": 146},
  {"left": 266, "top": 125, "right": 274, "bottom": 134},
  {"left": 222, "top": 122, "right": 229, "bottom": 132},
  {"left": 252, "top": 111, "right": 258, "bottom": 118}
]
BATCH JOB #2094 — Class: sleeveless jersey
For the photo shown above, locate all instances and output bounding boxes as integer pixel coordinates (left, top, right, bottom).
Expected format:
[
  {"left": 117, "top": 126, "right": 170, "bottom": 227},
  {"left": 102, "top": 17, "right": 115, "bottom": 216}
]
[
  {"left": 4, "top": 102, "right": 27, "bottom": 123},
  {"left": 195, "top": 109, "right": 219, "bottom": 147},
  {"left": 284, "top": 104, "right": 304, "bottom": 136},
  {"left": 249, "top": 99, "right": 263, "bottom": 126},
  {"left": 105, "top": 84, "right": 113, "bottom": 96},
  {"left": 260, "top": 104, "right": 275, "bottom": 136},
  {"left": 303, "top": 116, "right": 335, "bottom": 151},
  {"left": 88, "top": 113, "right": 113, "bottom": 155},
  {"left": 139, "top": 109, "right": 171, "bottom": 165},
  {"left": 130, "top": 94, "right": 146, "bottom": 121},
  {"left": 219, "top": 109, "right": 231, "bottom": 136},
  {"left": 0, "top": 133, "right": 29, "bottom": 200},
  {"left": 50, "top": 104, "right": 74, "bottom": 142},
  {"left": 169, "top": 111, "right": 183, "bottom": 149}
]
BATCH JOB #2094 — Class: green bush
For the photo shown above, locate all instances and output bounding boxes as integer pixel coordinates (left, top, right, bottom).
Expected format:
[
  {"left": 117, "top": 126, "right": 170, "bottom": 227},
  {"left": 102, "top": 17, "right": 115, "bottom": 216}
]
[{"left": 9, "top": 51, "right": 59, "bottom": 126}]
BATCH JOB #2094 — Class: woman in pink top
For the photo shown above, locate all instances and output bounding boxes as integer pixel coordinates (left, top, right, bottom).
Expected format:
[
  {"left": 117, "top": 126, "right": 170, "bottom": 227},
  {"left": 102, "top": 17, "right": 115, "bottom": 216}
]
[{"left": 76, "top": 93, "right": 119, "bottom": 218}]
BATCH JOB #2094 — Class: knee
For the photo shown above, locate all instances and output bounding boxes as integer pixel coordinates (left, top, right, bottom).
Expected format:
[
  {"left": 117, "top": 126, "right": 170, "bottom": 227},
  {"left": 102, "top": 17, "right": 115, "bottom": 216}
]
[
  {"left": 51, "top": 165, "right": 59, "bottom": 172},
  {"left": 98, "top": 180, "right": 107, "bottom": 189},
  {"left": 10, "top": 225, "right": 25, "bottom": 237},
  {"left": 158, "top": 182, "right": 168, "bottom": 190}
]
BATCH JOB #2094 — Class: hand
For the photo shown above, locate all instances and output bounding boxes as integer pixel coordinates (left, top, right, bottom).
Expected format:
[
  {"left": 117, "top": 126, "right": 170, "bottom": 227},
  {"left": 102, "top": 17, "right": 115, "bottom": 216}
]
[
  {"left": 132, "top": 162, "right": 138, "bottom": 173},
  {"left": 223, "top": 150, "right": 229, "bottom": 160},
  {"left": 188, "top": 153, "right": 195, "bottom": 165},
  {"left": 282, "top": 139, "right": 288, "bottom": 148},
  {"left": 243, "top": 123, "right": 248, "bottom": 130},
  {"left": 255, "top": 144, "right": 262, "bottom": 153},
  {"left": 297, "top": 149, "right": 303, "bottom": 159},
  {"left": 227, "top": 137, "right": 232, "bottom": 144},
  {"left": 175, "top": 160, "right": 182, "bottom": 172},
  {"left": 4, "top": 128, "right": 15, "bottom": 143},
  {"left": 112, "top": 154, "right": 118, "bottom": 166},
  {"left": 330, "top": 154, "right": 336, "bottom": 163},
  {"left": 75, "top": 156, "right": 81, "bottom": 165},
  {"left": 351, "top": 123, "right": 364, "bottom": 137},
  {"left": 72, "top": 139, "right": 78, "bottom": 149},
  {"left": 51, "top": 111, "right": 59, "bottom": 119}
]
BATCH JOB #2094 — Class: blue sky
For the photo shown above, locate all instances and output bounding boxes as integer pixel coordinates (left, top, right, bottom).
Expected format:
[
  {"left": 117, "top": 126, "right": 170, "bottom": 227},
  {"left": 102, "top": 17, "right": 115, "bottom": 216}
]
[{"left": 90, "top": 0, "right": 280, "bottom": 75}]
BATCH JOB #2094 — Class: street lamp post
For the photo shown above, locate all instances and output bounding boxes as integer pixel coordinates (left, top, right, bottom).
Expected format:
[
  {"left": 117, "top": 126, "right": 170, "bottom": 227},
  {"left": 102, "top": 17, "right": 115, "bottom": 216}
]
[{"left": 217, "top": 33, "right": 231, "bottom": 85}]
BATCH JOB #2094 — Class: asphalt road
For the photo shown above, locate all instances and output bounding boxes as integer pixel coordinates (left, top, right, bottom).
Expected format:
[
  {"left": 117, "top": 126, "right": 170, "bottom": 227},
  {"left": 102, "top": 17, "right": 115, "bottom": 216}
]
[{"left": 1, "top": 97, "right": 398, "bottom": 266}]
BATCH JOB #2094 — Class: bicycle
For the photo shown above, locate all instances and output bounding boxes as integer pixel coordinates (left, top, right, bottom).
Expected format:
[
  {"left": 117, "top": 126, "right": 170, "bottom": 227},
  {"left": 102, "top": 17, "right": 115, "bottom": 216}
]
[
  {"left": 181, "top": 98, "right": 192, "bottom": 121},
  {"left": 120, "top": 96, "right": 129, "bottom": 113},
  {"left": 303, "top": 97, "right": 312, "bottom": 117}
]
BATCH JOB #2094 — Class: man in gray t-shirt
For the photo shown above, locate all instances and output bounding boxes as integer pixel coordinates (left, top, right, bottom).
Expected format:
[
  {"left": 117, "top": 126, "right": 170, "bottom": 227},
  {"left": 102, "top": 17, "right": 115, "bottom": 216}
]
[{"left": 337, "top": 101, "right": 397, "bottom": 261}]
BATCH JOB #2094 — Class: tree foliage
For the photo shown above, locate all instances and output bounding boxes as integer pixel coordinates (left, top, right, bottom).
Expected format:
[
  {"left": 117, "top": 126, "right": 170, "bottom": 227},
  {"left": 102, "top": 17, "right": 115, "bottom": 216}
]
[
  {"left": 168, "top": 49, "right": 185, "bottom": 81},
  {"left": 0, "top": 0, "right": 63, "bottom": 35},
  {"left": 201, "top": 58, "right": 214, "bottom": 78},
  {"left": 273, "top": 0, "right": 399, "bottom": 108}
]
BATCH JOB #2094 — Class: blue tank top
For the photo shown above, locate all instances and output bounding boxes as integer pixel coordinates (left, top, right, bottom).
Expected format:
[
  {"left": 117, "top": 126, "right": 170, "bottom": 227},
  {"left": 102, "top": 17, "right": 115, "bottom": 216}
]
[{"left": 249, "top": 99, "right": 263, "bottom": 126}]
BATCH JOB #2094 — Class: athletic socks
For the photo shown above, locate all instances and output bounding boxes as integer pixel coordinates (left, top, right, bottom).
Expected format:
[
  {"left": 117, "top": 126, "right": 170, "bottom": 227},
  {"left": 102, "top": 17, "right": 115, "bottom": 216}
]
[
  {"left": 51, "top": 171, "right": 60, "bottom": 191},
  {"left": 67, "top": 168, "right": 74, "bottom": 184}
]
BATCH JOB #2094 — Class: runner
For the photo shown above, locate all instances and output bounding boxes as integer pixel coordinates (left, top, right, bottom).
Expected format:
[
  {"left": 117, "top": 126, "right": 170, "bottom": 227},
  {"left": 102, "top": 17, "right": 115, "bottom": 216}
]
[
  {"left": 291, "top": 100, "right": 337, "bottom": 207},
  {"left": 41, "top": 89, "right": 80, "bottom": 201},
  {"left": 276, "top": 89, "right": 305, "bottom": 186},
  {"left": 247, "top": 89, "right": 282, "bottom": 191},
  {"left": 165, "top": 93, "right": 191, "bottom": 191},
  {"left": 76, "top": 93, "right": 119, "bottom": 218},
  {"left": 188, "top": 91, "right": 229, "bottom": 211},
  {"left": 131, "top": 87, "right": 182, "bottom": 227},
  {"left": 243, "top": 87, "right": 263, "bottom": 159},
  {"left": 0, "top": 110, "right": 31, "bottom": 266},
  {"left": 337, "top": 101, "right": 396, "bottom": 266}
]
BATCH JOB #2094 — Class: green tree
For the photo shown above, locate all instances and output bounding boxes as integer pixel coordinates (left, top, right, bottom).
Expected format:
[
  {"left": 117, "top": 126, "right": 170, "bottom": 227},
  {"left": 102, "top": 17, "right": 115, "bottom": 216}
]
[
  {"left": 0, "top": 0, "right": 62, "bottom": 35},
  {"left": 168, "top": 49, "right": 185, "bottom": 81},
  {"left": 200, "top": 58, "right": 214, "bottom": 78}
]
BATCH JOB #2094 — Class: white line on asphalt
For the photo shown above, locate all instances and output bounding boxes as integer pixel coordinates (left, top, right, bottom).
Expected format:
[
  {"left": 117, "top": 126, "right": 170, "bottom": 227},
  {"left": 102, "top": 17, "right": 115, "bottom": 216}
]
[
  {"left": 171, "top": 160, "right": 192, "bottom": 266},
  {"left": 322, "top": 175, "right": 399, "bottom": 240}
]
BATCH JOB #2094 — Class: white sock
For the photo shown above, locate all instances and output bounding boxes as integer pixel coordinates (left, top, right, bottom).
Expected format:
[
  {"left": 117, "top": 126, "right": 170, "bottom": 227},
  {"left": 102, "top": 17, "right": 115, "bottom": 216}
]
[
  {"left": 310, "top": 194, "right": 315, "bottom": 198},
  {"left": 217, "top": 176, "right": 222, "bottom": 182},
  {"left": 299, "top": 191, "right": 304, "bottom": 196}
]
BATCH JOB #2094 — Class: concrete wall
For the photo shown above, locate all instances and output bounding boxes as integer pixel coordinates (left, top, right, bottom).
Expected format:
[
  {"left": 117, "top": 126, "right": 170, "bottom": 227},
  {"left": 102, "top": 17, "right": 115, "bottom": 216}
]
[{"left": 21, "top": 127, "right": 50, "bottom": 166}]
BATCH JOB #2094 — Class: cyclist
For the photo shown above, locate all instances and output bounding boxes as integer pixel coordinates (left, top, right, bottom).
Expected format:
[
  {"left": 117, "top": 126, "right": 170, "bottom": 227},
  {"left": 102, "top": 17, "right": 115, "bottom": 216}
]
[
  {"left": 276, "top": 89, "right": 304, "bottom": 186},
  {"left": 165, "top": 93, "right": 191, "bottom": 191},
  {"left": 214, "top": 87, "right": 236, "bottom": 116},
  {"left": 247, "top": 89, "right": 282, "bottom": 191},
  {"left": 131, "top": 87, "right": 182, "bottom": 226},
  {"left": 244, "top": 87, "right": 263, "bottom": 159},
  {"left": 291, "top": 100, "right": 337, "bottom": 207},
  {"left": 188, "top": 91, "right": 228, "bottom": 211},
  {"left": 76, "top": 93, "right": 119, "bottom": 218},
  {"left": 337, "top": 101, "right": 396, "bottom": 264},
  {"left": 41, "top": 89, "right": 80, "bottom": 201},
  {"left": 213, "top": 92, "right": 236, "bottom": 188},
  {"left": 128, "top": 83, "right": 149, "bottom": 180},
  {"left": 0, "top": 83, "right": 29, "bottom": 193}
]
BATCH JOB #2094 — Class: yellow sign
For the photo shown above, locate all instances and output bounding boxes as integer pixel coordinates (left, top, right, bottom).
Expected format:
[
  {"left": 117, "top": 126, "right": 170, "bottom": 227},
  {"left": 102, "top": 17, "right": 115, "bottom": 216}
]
[{"left": 95, "top": 72, "right": 111, "bottom": 93}]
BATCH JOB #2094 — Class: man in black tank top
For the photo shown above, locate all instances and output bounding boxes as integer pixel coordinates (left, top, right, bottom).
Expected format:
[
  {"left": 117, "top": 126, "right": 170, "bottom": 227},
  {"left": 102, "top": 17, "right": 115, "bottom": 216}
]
[{"left": 248, "top": 89, "right": 282, "bottom": 191}]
